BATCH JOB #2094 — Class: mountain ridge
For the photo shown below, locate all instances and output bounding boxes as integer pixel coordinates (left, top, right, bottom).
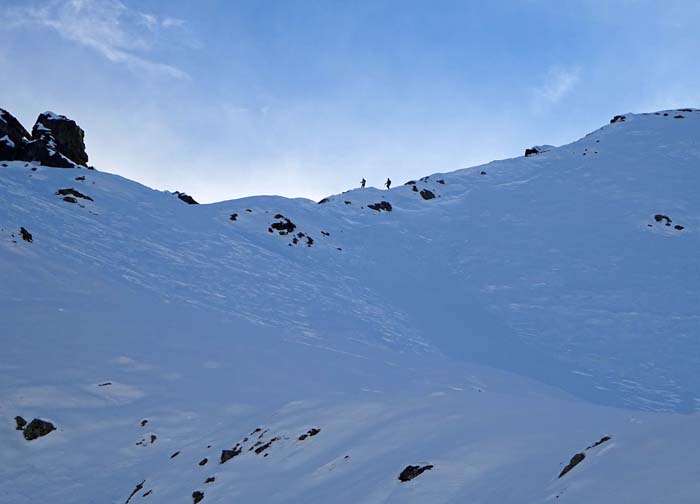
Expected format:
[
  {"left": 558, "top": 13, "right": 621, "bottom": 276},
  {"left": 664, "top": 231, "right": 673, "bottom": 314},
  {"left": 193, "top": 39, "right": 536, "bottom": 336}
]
[{"left": 2, "top": 107, "right": 700, "bottom": 503}]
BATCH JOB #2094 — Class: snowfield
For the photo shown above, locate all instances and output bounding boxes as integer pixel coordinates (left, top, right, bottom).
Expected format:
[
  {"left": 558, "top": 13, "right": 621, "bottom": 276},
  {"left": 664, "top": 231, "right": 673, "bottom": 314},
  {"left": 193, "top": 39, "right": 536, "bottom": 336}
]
[{"left": 2, "top": 110, "right": 700, "bottom": 502}]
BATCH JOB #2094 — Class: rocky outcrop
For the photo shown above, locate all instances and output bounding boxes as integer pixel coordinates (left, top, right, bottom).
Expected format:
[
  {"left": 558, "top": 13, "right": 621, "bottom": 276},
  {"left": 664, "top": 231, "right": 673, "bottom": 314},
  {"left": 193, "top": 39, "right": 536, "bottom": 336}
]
[
  {"left": 0, "top": 108, "right": 89, "bottom": 167},
  {"left": 174, "top": 191, "right": 199, "bottom": 205},
  {"left": 32, "top": 112, "right": 88, "bottom": 166},
  {"left": 0, "top": 109, "right": 30, "bottom": 160}
]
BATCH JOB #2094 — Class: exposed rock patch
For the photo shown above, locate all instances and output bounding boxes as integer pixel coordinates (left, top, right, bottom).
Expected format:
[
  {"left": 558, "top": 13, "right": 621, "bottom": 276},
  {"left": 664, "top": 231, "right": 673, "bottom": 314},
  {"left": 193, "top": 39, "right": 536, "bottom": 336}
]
[
  {"left": 23, "top": 418, "right": 55, "bottom": 440},
  {"left": 270, "top": 216, "right": 297, "bottom": 235},
  {"left": 174, "top": 191, "right": 198, "bottom": 205},
  {"left": 398, "top": 464, "right": 434, "bottom": 482},
  {"left": 56, "top": 188, "right": 93, "bottom": 201},
  {"left": 124, "top": 480, "right": 145, "bottom": 504},
  {"left": 15, "top": 416, "right": 27, "bottom": 430},
  {"left": 610, "top": 115, "right": 626, "bottom": 124},
  {"left": 192, "top": 490, "right": 204, "bottom": 503},
  {"left": 368, "top": 201, "right": 392, "bottom": 212},
  {"left": 586, "top": 436, "right": 611, "bottom": 450},
  {"left": 558, "top": 452, "right": 585, "bottom": 478},
  {"left": 220, "top": 445, "right": 242, "bottom": 464},
  {"left": 420, "top": 189, "right": 436, "bottom": 200},
  {"left": 298, "top": 427, "right": 321, "bottom": 441},
  {"left": 19, "top": 227, "right": 32, "bottom": 242}
]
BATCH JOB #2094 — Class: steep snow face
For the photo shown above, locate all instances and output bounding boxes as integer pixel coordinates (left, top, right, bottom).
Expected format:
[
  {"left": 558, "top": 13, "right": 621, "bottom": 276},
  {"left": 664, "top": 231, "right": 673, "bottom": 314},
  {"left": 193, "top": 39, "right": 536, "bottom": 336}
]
[{"left": 1, "top": 109, "right": 700, "bottom": 503}]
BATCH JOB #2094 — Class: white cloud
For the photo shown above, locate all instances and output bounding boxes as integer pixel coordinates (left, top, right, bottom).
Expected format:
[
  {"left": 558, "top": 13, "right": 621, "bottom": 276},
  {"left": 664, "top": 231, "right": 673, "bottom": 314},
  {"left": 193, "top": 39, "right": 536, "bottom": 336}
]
[
  {"left": 8, "top": 0, "right": 195, "bottom": 80},
  {"left": 532, "top": 66, "right": 581, "bottom": 109}
]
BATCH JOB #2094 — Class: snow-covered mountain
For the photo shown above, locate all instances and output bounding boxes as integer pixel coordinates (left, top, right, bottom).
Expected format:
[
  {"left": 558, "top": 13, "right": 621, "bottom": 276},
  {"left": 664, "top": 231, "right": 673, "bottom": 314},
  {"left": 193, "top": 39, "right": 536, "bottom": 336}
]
[{"left": 2, "top": 108, "right": 700, "bottom": 503}]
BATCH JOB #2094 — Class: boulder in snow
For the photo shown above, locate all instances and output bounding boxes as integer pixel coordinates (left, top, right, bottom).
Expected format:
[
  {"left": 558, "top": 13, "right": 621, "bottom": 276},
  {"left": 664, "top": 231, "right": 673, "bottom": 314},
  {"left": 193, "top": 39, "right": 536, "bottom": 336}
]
[
  {"left": 23, "top": 418, "right": 55, "bottom": 440},
  {"left": 398, "top": 464, "right": 434, "bottom": 482}
]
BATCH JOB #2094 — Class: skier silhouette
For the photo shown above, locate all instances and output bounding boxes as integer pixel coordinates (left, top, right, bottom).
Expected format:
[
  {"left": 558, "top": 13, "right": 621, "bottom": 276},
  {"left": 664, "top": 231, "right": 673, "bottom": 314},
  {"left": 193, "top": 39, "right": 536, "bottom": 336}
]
[
  {"left": 360, "top": 178, "right": 366, "bottom": 189},
  {"left": 385, "top": 178, "right": 391, "bottom": 189}
]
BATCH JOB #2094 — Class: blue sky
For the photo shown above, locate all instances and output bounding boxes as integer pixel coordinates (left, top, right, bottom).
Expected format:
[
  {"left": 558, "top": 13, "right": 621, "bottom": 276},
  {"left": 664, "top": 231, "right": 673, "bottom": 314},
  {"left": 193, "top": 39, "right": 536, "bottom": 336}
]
[{"left": 2, "top": 0, "right": 700, "bottom": 202}]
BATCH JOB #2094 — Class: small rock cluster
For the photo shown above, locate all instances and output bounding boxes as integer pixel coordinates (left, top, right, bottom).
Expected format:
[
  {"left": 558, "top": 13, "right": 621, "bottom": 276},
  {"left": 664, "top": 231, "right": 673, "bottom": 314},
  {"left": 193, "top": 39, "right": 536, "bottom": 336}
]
[
  {"left": 15, "top": 416, "right": 55, "bottom": 441},
  {"left": 651, "top": 214, "right": 685, "bottom": 231}
]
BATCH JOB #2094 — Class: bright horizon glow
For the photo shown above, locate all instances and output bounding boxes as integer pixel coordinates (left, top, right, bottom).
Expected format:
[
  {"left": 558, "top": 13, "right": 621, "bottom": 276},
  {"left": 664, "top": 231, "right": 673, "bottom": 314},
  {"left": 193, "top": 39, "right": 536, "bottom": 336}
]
[{"left": 2, "top": 0, "right": 700, "bottom": 202}]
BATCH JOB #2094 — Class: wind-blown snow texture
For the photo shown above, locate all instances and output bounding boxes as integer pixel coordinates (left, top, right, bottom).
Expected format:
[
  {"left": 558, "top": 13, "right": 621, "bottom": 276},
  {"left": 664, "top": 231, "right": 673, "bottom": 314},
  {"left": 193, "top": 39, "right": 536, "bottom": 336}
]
[{"left": 2, "top": 110, "right": 700, "bottom": 502}]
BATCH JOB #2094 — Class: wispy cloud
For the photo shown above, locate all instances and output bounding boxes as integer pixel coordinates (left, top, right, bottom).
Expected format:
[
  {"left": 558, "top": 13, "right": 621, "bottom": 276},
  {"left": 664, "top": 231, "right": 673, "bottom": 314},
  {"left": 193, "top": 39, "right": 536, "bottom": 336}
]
[
  {"left": 8, "top": 0, "right": 196, "bottom": 80},
  {"left": 532, "top": 66, "right": 581, "bottom": 110}
]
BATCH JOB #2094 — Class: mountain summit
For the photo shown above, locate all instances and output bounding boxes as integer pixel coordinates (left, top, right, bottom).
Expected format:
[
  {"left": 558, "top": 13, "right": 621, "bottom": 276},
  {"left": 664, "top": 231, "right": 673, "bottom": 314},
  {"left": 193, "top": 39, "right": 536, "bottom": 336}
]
[{"left": 2, "top": 108, "right": 700, "bottom": 503}]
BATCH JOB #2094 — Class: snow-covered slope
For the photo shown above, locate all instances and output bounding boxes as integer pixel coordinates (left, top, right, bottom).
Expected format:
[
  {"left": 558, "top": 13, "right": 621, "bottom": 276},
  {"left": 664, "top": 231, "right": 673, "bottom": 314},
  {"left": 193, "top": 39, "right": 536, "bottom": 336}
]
[{"left": 2, "top": 109, "right": 700, "bottom": 503}]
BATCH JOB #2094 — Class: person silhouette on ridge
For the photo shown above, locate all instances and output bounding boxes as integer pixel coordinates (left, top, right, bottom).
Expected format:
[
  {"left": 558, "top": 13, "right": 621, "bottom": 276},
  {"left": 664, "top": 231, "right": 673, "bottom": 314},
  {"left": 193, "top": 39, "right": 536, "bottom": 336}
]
[
  {"left": 385, "top": 178, "right": 391, "bottom": 189},
  {"left": 360, "top": 178, "right": 366, "bottom": 189}
]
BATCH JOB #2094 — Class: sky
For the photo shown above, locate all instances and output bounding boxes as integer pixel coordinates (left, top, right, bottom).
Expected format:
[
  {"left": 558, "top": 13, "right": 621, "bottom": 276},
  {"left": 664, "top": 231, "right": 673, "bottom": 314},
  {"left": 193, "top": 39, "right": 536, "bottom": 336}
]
[{"left": 2, "top": 0, "right": 700, "bottom": 203}]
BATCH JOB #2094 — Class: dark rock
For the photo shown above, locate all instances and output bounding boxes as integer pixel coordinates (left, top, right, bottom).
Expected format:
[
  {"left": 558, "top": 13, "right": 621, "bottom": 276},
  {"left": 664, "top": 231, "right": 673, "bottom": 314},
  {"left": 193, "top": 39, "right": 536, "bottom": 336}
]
[
  {"left": 558, "top": 452, "right": 585, "bottom": 478},
  {"left": 63, "top": 196, "right": 78, "bottom": 204},
  {"left": 412, "top": 185, "right": 418, "bottom": 192},
  {"left": 192, "top": 491, "right": 204, "bottom": 503},
  {"left": 170, "top": 451, "right": 181, "bottom": 459},
  {"left": 318, "top": 198, "right": 330, "bottom": 204},
  {"left": 610, "top": 115, "right": 626, "bottom": 124},
  {"left": 245, "top": 209, "right": 252, "bottom": 212},
  {"left": 274, "top": 213, "right": 284, "bottom": 219},
  {"left": 674, "top": 115, "right": 685, "bottom": 119},
  {"left": 56, "top": 188, "right": 93, "bottom": 201},
  {"left": 678, "top": 108, "right": 694, "bottom": 112},
  {"left": 321, "top": 231, "right": 330, "bottom": 236},
  {"left": 32, "top": 112, "right": 88, "bottom": 166},
  {"left": 220, "top": 445, "right": 242, "bottom": 464},
  {"left": 271, "top": 218, "right": 297, "bottom": 234},
  {"left": 174, "top": 191, "right": 198, "bottom": 205},
  {"left": 398, "top": 464, "right": 434, "bottom": 482},
  {"left": 664, "top": 113, "right": 669, "bottom": 116},
  {"left": 141, "top": 419, "right": 148, "bottom": 427},
  {"left": 306, "top": 237, "right": 313, "bottom": 247},
  {"left": 17, "top": 138, "right": 75, "bottom": 168},
  {"left": 419, "top": 189, "right": 435, "bottom": 200},
  {"left": 654, "top": 214, "right": 672, "bottom": 225},
  {"left": 299, "top": 427, "right": 321, "bottom": 440},
  {"left": 204, "top": 477, "right": 215, "bottom": 484},
  {"left": 255, "top": 437, "right": 280, "bottom": 455},
  {"left": 367, "top": 201, "right": 392, "bottom": 212},
  {"left": 480, "top": 171, "right": 487, "bottom": 175},
  {"left": 525, "top": 147, "right": 540, "bottom": 157},
  {"left": 586, "top": 436, "right": 611, "bottom": 450},
  {"left": 405, "top": 180, "right": 416, "bottom": 186},
  {"left": 143, "top": 490, "right": 152, "bottom": 497},
  {"left": 150, "top": 434, "right": 157, "bottom": 444},
  {"left": 15, "top": 416, "right": 27, "bottom": 430},
  {"left": 344, "top": 200, "right": 351, "bottom": 205},
  {"left": 98, "top": 382, "right": 112, "bottom": 386},
  {"left": 436, "top": 179, "right": 445, "bottom": 184},
  {"left": 23, "top": 418, "right": 55, "bottom": 440},
  {"left": 75, "top": 175, "right": 85, "bottom": 181},
  {"left": 125, "top": 480, "right": 145, "bottom": 504},
  {"left": 229, "top": 213, "right": 238, "bottom": 221},
  {"left": 19, "top": 227, "right": 32, "bottom": 243},
  {"left": 199, "top": 458, "right": 208, "bottom": 466},
  {"left": 675, "top": 225, "right": 684, "bottom": 230},
  {"left": 0, "top": 108, "right": 32, "bottom": 161}
]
